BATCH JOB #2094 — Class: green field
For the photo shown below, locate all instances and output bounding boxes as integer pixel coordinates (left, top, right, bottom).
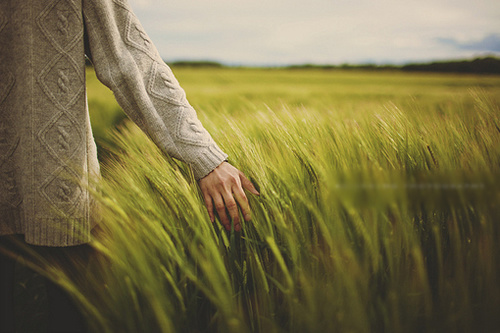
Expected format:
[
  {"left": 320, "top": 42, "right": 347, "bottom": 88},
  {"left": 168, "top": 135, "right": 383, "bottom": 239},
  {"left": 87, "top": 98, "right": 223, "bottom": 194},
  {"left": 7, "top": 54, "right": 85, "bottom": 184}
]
[{"left": 36, "top": 68, "right": 500, "bottom": 332}]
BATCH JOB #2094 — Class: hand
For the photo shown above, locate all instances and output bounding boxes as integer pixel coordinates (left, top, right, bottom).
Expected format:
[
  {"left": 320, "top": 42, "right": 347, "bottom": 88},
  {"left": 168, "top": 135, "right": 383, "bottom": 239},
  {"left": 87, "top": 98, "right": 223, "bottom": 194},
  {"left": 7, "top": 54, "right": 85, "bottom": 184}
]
[{"left": 198, "top": 162, "right": 259, "bottom": 231}]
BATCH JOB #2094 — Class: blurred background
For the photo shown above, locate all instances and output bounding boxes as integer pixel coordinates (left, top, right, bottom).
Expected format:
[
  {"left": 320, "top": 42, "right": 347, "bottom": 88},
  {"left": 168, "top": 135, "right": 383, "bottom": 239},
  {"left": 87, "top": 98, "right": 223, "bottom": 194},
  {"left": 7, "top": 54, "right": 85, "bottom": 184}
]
[{"left": 128, "top": 0, "right": 500, "bottom": 66}]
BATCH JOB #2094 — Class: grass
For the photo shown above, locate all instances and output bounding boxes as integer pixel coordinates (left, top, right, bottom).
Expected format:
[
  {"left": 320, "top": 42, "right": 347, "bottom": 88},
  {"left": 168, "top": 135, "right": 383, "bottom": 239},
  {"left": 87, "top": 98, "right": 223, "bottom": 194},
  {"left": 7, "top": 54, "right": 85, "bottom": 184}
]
[{"left": 16, "top": 67, "right": 500, "bottom": 332}]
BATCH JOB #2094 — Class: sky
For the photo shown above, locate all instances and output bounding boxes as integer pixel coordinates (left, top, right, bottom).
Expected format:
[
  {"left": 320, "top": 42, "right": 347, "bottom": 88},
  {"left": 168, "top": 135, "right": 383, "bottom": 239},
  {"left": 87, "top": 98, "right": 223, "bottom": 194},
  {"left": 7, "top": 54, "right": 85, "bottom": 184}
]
[{"left": 128, "top": 0, "right": 500, "bottom": 66}]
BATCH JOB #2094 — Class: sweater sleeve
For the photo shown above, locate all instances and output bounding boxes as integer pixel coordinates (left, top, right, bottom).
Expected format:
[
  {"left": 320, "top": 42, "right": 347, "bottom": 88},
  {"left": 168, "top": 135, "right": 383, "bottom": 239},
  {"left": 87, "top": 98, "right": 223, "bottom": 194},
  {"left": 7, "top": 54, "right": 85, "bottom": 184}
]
[{"left": 82, "top": 0, "right": 227, "bottom": 179}]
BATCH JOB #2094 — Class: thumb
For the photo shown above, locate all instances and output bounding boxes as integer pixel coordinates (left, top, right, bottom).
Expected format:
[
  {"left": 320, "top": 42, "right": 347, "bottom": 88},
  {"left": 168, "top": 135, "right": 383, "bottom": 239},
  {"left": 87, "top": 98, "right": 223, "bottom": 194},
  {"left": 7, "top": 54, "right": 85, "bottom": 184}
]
[{"left": 239, "top": 171, "right": 260, "bottom": 195}]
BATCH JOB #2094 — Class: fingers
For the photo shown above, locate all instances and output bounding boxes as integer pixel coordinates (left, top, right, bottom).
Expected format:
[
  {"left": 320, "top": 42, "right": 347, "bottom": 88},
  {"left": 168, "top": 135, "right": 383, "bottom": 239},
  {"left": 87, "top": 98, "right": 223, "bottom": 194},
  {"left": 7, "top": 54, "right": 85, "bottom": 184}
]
[
  {"left": 232, "top": 183, "right": 251, "bottom": 222},
  {"left": 199, "top": 162, "right": 260, "bottom": 232},
  {"left": 202, "top": 191, "right": 214, "bottom": 223},
  {"left": 202, "top": 184, "right": 247, "bottom": 232},
  {"left": 212, "top": 193, "right": 231, "bottom": 231},
  {"left": 239, "top": 171, "right": 260, "bottom": 195},
  {"left": 222, "top": 191, "right": 241, "bottom": 232},
  {"left": 203, "top": 186, "right": 246, "bottom": 231}
]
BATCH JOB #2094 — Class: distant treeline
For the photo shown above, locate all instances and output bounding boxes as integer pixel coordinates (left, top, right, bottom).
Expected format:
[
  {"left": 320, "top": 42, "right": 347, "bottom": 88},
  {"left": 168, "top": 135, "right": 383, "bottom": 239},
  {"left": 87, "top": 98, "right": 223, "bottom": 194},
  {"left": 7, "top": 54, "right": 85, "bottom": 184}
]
[
  {"left": 86, "top": 56, "right": 500, "bottom": 74},
  {"left": 401, "top": 57, "right": 500, "bottom": 74},
  {"left": 286, "top": 57, "right": 500, "bottom": 74},
  {"left": 169, "top": 60, "right": 224, "bottom": 68}
]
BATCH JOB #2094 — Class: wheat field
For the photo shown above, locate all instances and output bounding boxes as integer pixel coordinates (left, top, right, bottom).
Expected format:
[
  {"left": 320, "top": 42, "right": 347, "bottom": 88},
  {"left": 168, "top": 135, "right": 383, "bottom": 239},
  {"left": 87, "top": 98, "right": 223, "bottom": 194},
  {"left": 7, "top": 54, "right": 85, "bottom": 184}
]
[{"left": 18, "top": 67, "right": 500, "bottom": 333}]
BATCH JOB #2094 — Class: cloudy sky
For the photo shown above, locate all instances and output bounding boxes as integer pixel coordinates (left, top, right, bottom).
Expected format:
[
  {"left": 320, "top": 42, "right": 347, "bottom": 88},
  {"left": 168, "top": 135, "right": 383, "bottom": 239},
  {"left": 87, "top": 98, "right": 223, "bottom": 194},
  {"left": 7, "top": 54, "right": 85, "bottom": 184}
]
[{"left": 128, "top": 0, "right": 500, "bottom": 66}]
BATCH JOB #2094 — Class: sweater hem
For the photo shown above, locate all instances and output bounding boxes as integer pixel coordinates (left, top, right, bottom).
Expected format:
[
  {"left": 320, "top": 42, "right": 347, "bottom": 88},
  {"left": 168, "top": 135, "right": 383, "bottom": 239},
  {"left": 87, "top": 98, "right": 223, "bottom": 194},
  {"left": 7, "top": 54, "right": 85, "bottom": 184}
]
[{"left": 191, "top": 145, "right": 228, "bottom": 180}]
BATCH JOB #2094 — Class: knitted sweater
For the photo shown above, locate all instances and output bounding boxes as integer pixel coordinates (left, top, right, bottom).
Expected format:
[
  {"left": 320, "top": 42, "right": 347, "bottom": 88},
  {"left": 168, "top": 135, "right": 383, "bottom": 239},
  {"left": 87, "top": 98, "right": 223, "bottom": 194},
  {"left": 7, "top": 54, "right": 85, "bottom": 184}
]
[{"left": 0, "top": 0, "right": 227, "bottom": 246}]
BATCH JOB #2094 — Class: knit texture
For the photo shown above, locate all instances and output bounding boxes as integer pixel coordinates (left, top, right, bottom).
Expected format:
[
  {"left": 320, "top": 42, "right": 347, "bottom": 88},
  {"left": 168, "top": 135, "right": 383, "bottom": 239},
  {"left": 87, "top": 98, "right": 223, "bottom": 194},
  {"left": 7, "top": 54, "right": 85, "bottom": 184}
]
[{"left": 0, "top": 0, "right": 227, "bottom": 246}]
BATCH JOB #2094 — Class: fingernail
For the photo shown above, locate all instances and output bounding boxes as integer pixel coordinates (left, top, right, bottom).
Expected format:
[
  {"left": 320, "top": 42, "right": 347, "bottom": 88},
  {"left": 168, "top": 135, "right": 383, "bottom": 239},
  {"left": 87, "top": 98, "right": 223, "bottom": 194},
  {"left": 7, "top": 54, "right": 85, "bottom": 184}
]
[
  {"left": 235, "top": 224, "right": 241, "bottom": 232},
  {"left": 244, "top": 213, "right": 251, "bottom": 221}
]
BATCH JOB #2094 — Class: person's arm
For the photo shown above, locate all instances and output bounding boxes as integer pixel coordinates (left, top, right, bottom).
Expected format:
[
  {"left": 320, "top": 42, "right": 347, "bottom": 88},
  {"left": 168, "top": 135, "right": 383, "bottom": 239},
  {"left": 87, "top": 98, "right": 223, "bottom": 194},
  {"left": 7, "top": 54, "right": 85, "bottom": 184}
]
[{"left": 83, "top": 0, "right": 258, "bottom": 230}]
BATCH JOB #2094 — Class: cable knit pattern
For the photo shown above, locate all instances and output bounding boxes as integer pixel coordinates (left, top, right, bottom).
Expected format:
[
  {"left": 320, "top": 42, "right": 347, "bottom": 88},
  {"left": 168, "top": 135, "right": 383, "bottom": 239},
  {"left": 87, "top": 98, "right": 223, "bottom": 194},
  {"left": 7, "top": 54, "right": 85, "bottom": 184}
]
[{"left": 0, "top": 0, "right": 227, "bottom": 246}]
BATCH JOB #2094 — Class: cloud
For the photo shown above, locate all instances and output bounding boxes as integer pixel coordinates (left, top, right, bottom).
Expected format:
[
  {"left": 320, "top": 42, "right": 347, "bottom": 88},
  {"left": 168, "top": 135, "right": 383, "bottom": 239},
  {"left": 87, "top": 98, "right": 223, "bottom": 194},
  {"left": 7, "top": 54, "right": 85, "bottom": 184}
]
[
  {"left": 129, "top": 0, "right": 500, "bottom": 65},
  {"left": 437, "top": 34, "right": 500, "bottom": 52}
]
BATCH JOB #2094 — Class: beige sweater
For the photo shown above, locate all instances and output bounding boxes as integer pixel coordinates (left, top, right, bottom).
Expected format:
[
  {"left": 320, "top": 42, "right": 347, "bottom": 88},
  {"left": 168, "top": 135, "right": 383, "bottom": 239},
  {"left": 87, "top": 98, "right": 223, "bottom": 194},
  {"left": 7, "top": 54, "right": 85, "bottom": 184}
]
[{"left": 0, "top": 0, "right": 227, "bottom": 246}]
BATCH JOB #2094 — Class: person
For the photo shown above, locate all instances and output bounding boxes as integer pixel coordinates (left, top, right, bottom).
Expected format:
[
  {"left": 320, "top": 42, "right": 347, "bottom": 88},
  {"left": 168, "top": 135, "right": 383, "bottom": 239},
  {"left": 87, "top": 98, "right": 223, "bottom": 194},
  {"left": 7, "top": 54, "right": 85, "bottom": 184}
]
[{"left": 0, "top": 0, "right": 259, "bottom": 331}]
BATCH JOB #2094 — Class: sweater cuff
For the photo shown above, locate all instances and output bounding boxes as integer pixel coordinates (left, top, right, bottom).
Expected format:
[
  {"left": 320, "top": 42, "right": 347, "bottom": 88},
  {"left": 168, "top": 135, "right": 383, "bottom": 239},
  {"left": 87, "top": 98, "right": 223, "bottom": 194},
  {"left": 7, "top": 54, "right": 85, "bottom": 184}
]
[{"left": 190, "top": 144, "right": 228, "bottom": 180}]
